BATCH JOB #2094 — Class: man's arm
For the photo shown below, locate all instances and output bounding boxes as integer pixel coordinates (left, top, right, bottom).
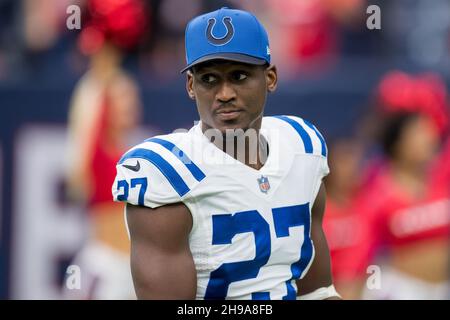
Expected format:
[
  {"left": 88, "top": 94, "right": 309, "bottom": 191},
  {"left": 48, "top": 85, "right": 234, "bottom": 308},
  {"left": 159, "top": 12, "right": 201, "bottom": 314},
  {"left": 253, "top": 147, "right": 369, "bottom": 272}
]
[
  {"left": 126, "top": 202, "right": 197, "bottom": 299},
  {"left": 296, "top": 183, "right": 341, "bottom": 299}
]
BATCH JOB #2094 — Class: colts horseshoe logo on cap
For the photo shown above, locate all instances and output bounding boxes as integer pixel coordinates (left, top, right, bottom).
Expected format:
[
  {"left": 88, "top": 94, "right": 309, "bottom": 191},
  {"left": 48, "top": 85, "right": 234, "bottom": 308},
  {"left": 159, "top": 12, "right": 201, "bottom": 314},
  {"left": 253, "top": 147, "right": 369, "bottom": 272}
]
[{"left": 206, "top": 17, "right": 234, "bottom": 46}]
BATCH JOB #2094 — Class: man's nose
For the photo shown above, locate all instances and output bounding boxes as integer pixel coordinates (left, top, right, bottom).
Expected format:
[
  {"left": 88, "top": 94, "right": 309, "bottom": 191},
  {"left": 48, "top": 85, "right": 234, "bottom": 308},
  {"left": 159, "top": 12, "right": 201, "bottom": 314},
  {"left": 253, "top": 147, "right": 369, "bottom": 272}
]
[{"left": 216, "top": 81, "right": 236, "bottom": 103}]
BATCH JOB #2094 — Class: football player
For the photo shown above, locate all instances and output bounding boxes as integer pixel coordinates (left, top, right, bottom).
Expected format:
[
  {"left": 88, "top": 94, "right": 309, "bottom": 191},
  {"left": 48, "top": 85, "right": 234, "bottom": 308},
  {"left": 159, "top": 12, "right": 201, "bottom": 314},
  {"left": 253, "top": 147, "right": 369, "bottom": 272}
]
[{"left": 113, "top": 8, "right": 340, "bottom": 300}]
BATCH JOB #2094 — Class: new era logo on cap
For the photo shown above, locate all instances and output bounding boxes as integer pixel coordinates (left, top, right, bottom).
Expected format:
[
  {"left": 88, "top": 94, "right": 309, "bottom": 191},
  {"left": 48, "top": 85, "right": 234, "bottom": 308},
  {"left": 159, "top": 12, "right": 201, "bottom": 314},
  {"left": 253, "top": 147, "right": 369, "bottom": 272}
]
[{"left": 181, "top": 7, "right": 271, "bottom": 72}]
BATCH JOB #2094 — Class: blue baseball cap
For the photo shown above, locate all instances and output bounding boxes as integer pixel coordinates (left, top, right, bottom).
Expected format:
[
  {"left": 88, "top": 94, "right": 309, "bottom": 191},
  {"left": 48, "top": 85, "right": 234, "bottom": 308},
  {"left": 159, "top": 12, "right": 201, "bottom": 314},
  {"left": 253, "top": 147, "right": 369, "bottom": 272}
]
[{"left": 181, "top": 7, "right": 271, "bottom": 73}]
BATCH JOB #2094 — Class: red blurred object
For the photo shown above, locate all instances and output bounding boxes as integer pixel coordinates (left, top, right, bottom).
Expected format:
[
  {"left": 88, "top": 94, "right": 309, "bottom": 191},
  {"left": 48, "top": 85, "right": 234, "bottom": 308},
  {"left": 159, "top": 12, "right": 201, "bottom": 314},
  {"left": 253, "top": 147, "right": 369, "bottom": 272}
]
[
  {"left": 88, "top": 94, "right": 124, "bottom": 206},
  {"left": 360, "top": 162, "right": 450, "bottom": 249},
  {"left": 323, "top": 196, "right": 372, "bottom": 282},
  {"left": 267, "top": 0, "right": 338, "bottom": 61},
  {"left": 339, "top": 160, "right": 450, "bottom": 284},
  {"left": 79, "top": 0, "right": 149, "bottom": 55},
  {"left": 430, "top": 138, "right": 450, "bottom": 196},
  {"left": 376, "top": 71, "right": 450, "bottom": 136}
]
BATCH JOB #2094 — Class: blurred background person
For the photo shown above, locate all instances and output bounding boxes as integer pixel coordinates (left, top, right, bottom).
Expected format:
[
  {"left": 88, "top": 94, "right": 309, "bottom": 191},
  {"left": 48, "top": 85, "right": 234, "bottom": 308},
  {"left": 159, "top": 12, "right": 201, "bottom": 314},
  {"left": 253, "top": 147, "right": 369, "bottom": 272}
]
[
  {"left": 64, "top": 0, "right": 148, "bottom": 299},
  {"left": 355, "top": 71, "right": 450, "bottom": 299},
  {"left": 322, "top": 135, "right": 370, "bottom": 299}
]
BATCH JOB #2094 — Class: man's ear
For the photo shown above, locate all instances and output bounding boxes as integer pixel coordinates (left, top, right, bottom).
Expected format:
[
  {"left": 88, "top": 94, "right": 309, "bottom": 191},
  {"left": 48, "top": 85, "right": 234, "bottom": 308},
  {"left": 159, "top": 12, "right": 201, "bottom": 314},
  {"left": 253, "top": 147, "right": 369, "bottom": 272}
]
[
  {"left": 186, "top": 71, "right": 195, "bottom": 100},
  {"left": 266, "top": 64, "right": 278, "bottom": 93}
]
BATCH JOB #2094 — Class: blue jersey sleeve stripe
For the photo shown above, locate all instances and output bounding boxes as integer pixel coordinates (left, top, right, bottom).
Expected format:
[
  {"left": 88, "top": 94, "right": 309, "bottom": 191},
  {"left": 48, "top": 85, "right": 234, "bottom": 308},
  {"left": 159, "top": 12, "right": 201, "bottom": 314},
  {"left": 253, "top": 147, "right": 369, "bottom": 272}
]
[
  {"left": 272, "top": 116, "right": 313, "bottom": 154},
  {"left": 118, "top": 148, "right": 190, "bottom": 197},
  {"left": 303, "top": 120, "right": 327, "bottom": 157},
  {"left": 146, "top": 137, "right": 206, "bottom": 182}
]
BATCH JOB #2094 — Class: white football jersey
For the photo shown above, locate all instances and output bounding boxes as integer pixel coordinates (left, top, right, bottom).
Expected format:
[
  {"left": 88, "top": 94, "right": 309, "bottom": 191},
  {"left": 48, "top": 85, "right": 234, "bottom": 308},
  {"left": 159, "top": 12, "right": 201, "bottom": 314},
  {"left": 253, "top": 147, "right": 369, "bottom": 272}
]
[{"left": 112, "top": 115, "right": 329, "bottom": 300}]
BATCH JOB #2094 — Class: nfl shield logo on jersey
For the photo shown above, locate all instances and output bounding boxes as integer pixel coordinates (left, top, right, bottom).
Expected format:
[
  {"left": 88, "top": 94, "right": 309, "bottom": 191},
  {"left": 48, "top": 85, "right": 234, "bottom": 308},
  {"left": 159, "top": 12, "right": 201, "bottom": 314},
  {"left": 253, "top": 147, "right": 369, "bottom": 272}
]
[{"left": 257, "top": 175, "right": 270, "bottom": 194}]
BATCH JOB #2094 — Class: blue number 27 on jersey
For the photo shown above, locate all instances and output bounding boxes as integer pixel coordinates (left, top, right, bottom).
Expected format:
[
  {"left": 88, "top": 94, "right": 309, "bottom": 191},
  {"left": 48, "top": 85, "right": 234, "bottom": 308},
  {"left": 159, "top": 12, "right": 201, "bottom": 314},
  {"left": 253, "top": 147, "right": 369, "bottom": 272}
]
[{"left": 204, "top": 203, "right": 313, "bottom": 300}]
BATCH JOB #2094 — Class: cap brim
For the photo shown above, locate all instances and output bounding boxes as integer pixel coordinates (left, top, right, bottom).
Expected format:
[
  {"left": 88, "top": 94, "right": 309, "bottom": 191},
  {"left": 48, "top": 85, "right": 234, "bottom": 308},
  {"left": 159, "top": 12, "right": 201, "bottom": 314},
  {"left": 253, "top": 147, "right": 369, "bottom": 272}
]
[{"left": 180, "top": 53, "right": 267, "bottom": 73}]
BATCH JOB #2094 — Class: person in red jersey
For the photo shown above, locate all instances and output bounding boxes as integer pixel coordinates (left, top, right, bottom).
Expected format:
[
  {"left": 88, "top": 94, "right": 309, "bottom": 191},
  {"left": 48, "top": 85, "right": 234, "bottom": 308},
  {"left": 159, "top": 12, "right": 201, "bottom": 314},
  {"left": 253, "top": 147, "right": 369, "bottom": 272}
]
[
  {"left": 357, "top": 71, "right": 450, "bottom": 299},
  {"left": 323, "top": 137, "right": 370, "bottom": 299},
  {"left": 64, "top": 0, "right": 147, "bottom": 299}
]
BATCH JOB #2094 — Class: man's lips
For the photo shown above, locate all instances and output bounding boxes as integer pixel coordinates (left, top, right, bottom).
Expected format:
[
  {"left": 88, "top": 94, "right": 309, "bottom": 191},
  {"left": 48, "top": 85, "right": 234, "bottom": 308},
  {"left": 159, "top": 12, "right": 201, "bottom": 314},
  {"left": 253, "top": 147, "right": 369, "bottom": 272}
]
[
  {"left": 217, "top": 109, "right": 242, "bottom": 121},
  {"left": 215, "top": 107, "right": 243, "bottom": 121}
]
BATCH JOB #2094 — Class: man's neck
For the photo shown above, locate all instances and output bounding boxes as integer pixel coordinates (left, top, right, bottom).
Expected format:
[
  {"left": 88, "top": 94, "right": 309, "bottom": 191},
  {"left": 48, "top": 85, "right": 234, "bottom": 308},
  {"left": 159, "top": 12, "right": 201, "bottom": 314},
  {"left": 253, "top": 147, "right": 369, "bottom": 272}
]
[{"left": 202, "top": 123, "right": 269, "bottom": 170}]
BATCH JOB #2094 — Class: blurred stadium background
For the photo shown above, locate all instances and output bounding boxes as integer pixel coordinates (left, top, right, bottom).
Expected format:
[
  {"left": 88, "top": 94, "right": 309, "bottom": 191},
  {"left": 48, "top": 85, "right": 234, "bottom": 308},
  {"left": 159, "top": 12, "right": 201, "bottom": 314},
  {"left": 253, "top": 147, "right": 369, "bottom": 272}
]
[{"left": 0, "top": 0, "right": 449, "bottom": 299}]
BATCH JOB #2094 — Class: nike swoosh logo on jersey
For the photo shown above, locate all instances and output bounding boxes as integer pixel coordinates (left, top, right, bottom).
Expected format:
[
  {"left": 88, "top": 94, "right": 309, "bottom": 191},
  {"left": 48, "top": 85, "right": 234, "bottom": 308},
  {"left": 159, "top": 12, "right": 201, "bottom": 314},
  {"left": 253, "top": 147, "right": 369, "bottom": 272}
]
[{"left": 123, "top": 160, "right": 140, "bottom": 172}]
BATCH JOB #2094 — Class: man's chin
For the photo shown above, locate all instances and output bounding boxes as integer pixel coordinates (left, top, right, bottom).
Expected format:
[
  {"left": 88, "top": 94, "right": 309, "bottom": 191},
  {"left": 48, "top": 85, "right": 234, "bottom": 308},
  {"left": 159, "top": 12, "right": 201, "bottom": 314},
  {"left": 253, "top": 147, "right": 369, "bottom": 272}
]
[
  {"left": 202, "top": 121, "right": 250, "bottom": 139},
  {"left": 211, "top": 118, "right": 243, "bottom": 131},
  {"left": 202, "top": 115, "right": 262, "bottom": 136},
  {"left": 217, "top": 123, "right": 251, "bottom": 136}
]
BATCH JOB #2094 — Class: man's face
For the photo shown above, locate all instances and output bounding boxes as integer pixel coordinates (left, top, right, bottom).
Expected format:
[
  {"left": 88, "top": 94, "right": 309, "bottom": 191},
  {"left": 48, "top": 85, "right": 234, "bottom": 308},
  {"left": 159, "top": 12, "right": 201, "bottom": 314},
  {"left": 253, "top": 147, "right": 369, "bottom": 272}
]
[{"left": 186, "top": 60, "right": 277, "bottom": 133}]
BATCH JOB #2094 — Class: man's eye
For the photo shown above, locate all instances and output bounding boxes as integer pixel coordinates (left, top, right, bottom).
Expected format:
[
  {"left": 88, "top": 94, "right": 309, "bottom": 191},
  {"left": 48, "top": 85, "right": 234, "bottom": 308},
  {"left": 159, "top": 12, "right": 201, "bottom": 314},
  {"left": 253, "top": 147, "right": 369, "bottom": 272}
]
[
  {"left": 233, "top": 72, "right": 248, "bottom": 81},
  {"left": 201, "top": 74, "right": 217, "bottom": 83}
]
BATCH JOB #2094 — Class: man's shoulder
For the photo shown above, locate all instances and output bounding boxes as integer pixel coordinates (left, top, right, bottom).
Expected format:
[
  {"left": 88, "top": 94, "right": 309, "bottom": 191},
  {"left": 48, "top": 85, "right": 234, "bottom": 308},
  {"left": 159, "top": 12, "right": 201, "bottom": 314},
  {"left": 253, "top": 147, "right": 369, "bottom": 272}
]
[
  {"left": 147, "top": 131, "right": 192, "bottom": 151},
  {"left": 119, "top": 128, "right": 196, "bottom": 162},
  {"left": 116, "top": 128, "right": 205, "bottom": 197},
  {"left": 263, "top": 115, "right": 327, "bottom": 158}
]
